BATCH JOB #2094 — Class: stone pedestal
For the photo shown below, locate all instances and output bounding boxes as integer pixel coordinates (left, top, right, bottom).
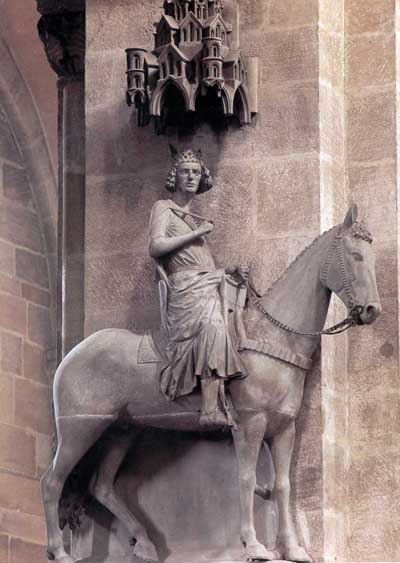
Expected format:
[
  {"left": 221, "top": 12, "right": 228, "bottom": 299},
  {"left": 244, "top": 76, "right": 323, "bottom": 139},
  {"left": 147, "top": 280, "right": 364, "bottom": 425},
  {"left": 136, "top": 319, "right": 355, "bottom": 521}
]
[{"left": 71, "top": 432, "right": 277, "bottom": 563}]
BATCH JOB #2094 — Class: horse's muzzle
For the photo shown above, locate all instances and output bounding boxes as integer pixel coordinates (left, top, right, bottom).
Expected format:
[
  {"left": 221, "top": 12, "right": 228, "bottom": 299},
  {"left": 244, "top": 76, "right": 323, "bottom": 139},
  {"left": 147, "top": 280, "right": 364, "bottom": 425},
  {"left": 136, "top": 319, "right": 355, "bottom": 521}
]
[{"left": 353, "top": 303, "right": 381, "bottom": 325}]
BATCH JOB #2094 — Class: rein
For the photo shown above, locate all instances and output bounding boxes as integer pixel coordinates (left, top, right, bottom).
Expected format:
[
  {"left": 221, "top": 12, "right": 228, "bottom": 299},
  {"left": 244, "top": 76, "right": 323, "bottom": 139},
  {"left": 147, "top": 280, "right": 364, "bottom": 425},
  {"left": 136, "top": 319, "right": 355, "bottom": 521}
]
[
  {"left": 246, "top": 283, "right": 359, "bottom": 337},
  {"left": 243, "top": 231, "right": 360, "bottom": 338}
]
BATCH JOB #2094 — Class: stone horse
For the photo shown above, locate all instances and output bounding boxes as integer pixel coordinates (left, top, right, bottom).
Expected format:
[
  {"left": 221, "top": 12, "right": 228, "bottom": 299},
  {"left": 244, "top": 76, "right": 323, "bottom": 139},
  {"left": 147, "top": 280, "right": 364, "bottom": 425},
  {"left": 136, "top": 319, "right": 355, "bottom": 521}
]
[{"left": 42, "top": 205, "right": 380, "bottom": 563}]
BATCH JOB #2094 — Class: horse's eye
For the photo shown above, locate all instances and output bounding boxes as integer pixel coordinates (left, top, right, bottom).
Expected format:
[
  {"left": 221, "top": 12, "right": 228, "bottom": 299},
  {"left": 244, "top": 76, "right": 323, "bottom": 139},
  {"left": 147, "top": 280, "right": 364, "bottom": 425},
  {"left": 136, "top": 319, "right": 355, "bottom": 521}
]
[{"left": 352, "top": 252, "right": 363, "bottom": 262}]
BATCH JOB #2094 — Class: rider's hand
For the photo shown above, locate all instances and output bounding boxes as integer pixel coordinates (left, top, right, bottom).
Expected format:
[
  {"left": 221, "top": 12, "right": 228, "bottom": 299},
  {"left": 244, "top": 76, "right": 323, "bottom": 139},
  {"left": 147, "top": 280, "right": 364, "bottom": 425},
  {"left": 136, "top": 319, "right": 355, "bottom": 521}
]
[
  {"left": 225, "top": 264, "right": 249, "bottom": 285},
  {"left": 196, "top": 221, "right": 214, "bottom": 237}
]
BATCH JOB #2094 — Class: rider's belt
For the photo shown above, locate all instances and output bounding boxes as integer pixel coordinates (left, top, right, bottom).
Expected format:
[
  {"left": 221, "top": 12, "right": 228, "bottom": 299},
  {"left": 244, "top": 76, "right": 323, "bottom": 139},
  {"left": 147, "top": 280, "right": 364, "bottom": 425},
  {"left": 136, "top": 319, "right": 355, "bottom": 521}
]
[{"left": 238, "top": 338, "right": 312, "bottom": 371}]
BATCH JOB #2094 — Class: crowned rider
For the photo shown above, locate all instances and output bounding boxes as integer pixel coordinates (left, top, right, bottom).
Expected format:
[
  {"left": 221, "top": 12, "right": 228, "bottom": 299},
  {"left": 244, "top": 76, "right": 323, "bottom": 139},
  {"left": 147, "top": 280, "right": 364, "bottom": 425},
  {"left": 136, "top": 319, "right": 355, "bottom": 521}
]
[{"left": 148, "top": 148, "right": 247, "bottom": 427}]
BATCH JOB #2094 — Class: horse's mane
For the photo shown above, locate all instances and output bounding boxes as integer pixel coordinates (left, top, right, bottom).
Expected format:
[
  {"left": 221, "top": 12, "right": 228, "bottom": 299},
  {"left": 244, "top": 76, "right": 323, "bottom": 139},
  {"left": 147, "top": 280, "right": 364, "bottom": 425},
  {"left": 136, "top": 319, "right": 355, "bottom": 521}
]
[
  {"left": 258, "top": 220, "right": 372, "bottom": 299},
  {"left": 260, "top": 224, "right": 339, "bottom": 299}
]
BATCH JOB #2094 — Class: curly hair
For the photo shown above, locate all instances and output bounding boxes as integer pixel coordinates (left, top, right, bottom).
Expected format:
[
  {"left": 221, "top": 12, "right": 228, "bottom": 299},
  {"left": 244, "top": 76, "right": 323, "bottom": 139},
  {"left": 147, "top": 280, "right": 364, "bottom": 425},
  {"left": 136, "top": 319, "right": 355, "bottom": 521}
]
[{"left": 165, "top": 161, "right": 213, "bottom": 193}]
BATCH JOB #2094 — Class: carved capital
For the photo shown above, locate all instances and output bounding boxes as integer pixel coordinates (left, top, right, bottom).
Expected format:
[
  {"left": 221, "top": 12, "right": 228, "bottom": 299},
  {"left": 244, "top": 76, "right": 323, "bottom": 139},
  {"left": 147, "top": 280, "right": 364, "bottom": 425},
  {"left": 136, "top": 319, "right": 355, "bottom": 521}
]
[{"left": 37, "top": 9, "right": 85, "bottom": 79}]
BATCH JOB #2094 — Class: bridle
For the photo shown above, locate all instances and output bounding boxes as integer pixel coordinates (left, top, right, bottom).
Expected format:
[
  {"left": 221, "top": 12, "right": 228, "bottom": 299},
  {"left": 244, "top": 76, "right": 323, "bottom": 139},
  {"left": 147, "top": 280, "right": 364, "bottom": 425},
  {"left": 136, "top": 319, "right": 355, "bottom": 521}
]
[{"left": 245, "top": 230, "right": 362, "bottom": 337}]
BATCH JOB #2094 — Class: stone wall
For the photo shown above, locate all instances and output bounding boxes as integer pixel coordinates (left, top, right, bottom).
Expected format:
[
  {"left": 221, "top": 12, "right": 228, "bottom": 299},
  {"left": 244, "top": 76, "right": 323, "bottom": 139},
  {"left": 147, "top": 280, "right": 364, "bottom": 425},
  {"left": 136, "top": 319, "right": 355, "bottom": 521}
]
[{"left": 0, "top": 104, "right": 54, "bottom": 563}]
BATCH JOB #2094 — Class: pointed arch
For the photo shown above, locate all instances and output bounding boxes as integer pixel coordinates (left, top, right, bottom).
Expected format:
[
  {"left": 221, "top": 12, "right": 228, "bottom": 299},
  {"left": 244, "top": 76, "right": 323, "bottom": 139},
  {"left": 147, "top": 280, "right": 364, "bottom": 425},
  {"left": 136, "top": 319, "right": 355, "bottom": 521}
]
[
  {"left": 150, "top": 77, "right": 192, "bottom": 116},
  {"left": 233, "top": 84, "right": 251, "bottom": 124}
]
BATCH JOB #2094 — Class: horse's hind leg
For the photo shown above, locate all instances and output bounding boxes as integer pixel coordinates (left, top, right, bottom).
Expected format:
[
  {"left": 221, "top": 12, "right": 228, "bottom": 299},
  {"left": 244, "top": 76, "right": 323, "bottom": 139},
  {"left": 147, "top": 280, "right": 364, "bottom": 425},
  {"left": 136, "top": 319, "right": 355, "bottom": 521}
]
[
  {"left": 89, "top": 428, "right": 158, "bottom": 563},
  {"left": 41, "top": 415, "right": 114, "bottom": 563},
  {"left": 271, "top": 421, "right": 312, "bottom": 562}
]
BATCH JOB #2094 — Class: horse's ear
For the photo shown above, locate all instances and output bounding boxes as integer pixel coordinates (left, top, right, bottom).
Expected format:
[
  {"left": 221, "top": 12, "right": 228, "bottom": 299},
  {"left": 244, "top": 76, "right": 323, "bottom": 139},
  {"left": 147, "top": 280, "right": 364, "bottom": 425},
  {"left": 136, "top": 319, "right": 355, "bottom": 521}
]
[{"left": 343, "top": 204, "right": 358, "bottom": 229}]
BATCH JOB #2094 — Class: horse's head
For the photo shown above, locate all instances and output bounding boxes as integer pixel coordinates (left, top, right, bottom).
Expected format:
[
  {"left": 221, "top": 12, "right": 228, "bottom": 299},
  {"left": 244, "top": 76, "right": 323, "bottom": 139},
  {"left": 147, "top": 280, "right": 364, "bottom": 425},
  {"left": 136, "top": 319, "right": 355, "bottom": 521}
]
[{"left": 321, "top": 205, "right": 381, "bottom": 325}]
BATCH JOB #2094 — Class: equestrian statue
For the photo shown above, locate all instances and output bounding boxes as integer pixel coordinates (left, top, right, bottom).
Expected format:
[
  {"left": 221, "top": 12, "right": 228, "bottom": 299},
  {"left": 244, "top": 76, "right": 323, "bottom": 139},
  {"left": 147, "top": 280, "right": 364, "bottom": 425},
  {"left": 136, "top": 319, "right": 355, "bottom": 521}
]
[{"left": 41, "top": 149, "right": 381, "bottom": 563}]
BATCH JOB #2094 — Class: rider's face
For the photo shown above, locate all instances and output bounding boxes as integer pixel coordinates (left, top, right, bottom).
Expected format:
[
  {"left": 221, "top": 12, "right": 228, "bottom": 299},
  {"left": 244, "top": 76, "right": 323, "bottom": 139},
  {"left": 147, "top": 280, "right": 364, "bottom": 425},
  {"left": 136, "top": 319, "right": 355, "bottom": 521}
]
[{"left": 176, "top": 162, "right": 202, "bottom": 194}]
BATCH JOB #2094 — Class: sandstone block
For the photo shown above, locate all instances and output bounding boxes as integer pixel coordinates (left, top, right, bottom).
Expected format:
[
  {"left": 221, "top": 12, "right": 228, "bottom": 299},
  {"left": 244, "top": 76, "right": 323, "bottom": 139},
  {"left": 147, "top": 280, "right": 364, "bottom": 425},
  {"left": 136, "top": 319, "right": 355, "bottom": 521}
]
[
  {"left": 239, "top": 0, "right": 269, "bottom": 31},
  {"left": 348, "top": 298, "right": 398, "bottom": 373},
  {"left": 85, "top": 173, "right": 160, "bottom": 255},
  {"left": 372, "top": 239, "right": 397, "bottom": 299},
  {"left": 0, "top": 507, "right": 46, "bottom": 545},
  {"left": 87, "top": 0, "right": 159, "bottom": 52},
  {"left": 9, "top": 538, "right": 46, "bottom": 563},
  {"left": 0, "top": 423, "right": 36, "bottom": 477},
  {"left": 27, "top": 304, "right": 51, "bottom": 348},
  {"left": 320, "top": 0, "right": 344, "bottom": 33},
  {"left": 321, "top": 392, "right": 347, "bottom": 446},
  {"left": 85, "top": 304, "right": 160, "bottom": 335},
  {"left": 268, "top": 0, "right": 318, "bottom": 28},
  {"left": 0, "top": 471, "right": 43, "bottom": 517},
  {"left": 296, "top": 508, "right": 323, "bottom": 562},
  {"left": 346, "top": 0, "right": 394, "bottom": 34},
  {"left": 346, "top": 33, "right": 395, "bottom": 90},
  {"left": 0, "top": 534, "right": 8, "bottom": 563},
  {"left": 2, "top": 164, "right": 33, "bottom": 210},
  {"left": 347, "top": 90, "right": 395, "bottom": 162},
  {"left": 320, "top": 84, "right": 344, "bottom": 161},
  {"left": 320, "top": 158, "right": 347, "bottom": 227},
  {"left": 348, "top": 387, "right": 399, "bottom": 448},
  {"left": 349, "top": 451, "right": 400, "bottom": 504},
  {"left": 348, "top": 494, "right": 400, "bottom": 562},
  {"left": 0, "top": 240, "right": 15, "bottom": 276},
  {"left": 0, "top": 294, "right": 26, "bottom": 336},
  {"left": 21, "top": 283, "right": 51, "bottom": 308},
  {"left": 35, "top": 433, "right": 53, "bottom": 477},
  {"left": 196, "top": 164, "right": 255, "bottom": 255},
  {"left": 14, "top": 378, "right": 53, "bottom": 436},
  {"left": 260, "top": 26, "right": 318, "bottom": 84},
  {"left": 246, "top": 235, "right": 314, "bottom": 302},
  {"left": 0, "top": 273, "right": 21, "bottom": 297},
  {"left": 1, "top": 331, "right": 22, "bottom": 374},
  {"left": 86, "top": 49, "right": 126, "bottom": 110},
  {"left": 0, "top": 204, "right": 43, "bottom": 253},
  {"left": 23, "top": 342, "right": 47, "bottom": 385},
  {"left": 319, "top": 29, "right": 344, "bottom": 92},
  {"left": 86, "top": 251, "right": 156, "bottom": 314},
  {"left": 86, "top": 105, "right": 168, "bottom": 176},
  {"left": 347, "top": 161, "right": 396, "bottom": 240},
  {"left": 256, "top": 82, "right": 319, "bottom": 156},
  {"left": 255, "top": 156, "right": 319, "bottom": 238},
  {"left": 15, "top": 249, "right": 49, "bottom": 290},
  {"left": 0, "top": 375, "right": 13, "bottom": 425},
  {"left": 322, "top": 443, "right": 348, "bottom": 506}
]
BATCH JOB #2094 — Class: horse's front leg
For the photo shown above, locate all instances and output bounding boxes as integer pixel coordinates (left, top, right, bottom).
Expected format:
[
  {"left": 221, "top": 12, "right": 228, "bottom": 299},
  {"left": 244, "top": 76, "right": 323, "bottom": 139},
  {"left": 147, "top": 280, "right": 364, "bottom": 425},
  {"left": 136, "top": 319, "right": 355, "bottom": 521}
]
[
  {"left": 233, "top": 412, "right": 276, "bottom": 562},
  {"left": 271, "top": 420, "right": 312, "bottom": 562}
]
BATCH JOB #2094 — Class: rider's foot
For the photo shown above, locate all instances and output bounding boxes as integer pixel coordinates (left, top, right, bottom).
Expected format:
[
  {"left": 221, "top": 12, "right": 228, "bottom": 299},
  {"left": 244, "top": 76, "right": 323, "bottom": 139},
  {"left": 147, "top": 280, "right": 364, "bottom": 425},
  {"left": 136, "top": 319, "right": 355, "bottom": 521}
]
[{"left": 199, "top": 408, "right": 231, "bottom": 427}]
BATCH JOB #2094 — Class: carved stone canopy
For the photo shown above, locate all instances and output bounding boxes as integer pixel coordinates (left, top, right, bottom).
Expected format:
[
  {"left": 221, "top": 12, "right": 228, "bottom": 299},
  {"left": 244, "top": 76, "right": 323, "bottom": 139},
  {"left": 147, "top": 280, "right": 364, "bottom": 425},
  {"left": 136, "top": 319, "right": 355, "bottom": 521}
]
[{"left": 126, "top": 0, "right": 258, "bottom": 131}]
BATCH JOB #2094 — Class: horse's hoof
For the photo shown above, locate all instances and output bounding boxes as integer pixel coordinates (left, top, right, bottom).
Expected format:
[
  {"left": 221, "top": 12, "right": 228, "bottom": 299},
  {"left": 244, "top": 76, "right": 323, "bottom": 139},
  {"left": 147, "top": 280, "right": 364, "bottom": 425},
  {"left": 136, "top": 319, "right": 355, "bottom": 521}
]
[
  {"left": 133, "top": 536, "right": 159, "bottom": 563},
  {"left": 243, "top": 541, "right": 277, "bottom": 561},
  {"left": 54, "top": 557, "right": 75, "bottom": 563},
  {"left": 282, "top": 545, "right": 313, "bottom": 562}
]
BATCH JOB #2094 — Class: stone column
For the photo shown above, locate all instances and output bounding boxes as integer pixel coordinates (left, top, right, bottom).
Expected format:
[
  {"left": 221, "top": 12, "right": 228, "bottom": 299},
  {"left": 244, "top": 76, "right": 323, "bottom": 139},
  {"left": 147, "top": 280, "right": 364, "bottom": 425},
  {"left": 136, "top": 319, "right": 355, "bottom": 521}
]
[{"left": 37, "top": 0, "right": 85, "bottom": 360}]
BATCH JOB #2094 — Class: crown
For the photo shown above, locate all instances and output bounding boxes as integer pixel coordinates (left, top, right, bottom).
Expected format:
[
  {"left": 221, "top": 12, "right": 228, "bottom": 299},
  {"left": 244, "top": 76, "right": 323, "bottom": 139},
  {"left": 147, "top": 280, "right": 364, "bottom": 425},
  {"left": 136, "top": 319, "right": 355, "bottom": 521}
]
[{"left": 169, "top": 145, "right": 203, "bottom": 167}]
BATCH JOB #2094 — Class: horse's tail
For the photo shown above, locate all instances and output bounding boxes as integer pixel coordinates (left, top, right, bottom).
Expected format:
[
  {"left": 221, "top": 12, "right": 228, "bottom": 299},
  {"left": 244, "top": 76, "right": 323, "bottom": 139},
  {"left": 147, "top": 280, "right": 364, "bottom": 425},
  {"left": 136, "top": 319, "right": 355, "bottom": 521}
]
[{"left": 58, "top": 438, "right": 104, "bottom": 530}]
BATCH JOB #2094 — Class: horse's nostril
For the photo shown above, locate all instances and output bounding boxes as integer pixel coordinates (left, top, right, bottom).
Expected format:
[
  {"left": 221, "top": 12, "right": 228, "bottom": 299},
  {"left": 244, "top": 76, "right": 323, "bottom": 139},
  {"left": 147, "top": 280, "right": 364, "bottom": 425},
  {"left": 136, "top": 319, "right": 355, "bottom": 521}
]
[{"left": 366, "top": 304, "right": 381, "bottom": 320}]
